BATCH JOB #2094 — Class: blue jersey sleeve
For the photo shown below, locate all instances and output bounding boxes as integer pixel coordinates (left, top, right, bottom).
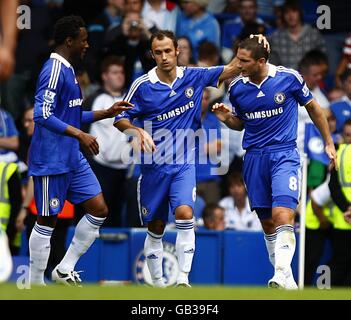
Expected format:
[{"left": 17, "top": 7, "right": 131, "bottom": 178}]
[
  {"left": 3, "top": 111, "right": 18, "bottom": 136},
  {"left": 290, "top": 71, "right": 314, "bottom": 106},
  {"left": 199, "top": 66, "right": 224, "bottom": 88},
  {"left": 114, "top": 79, "right": 143, "bottom": 124},
  {"left": 33, "top": 60, "right": 68, "bottom": 134}
]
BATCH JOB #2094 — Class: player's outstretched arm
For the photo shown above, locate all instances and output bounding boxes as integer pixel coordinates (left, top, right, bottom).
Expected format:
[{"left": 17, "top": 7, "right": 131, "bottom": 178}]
[
  {"left": 114, "top": 119, "right": 156, "bottom": 152},
  {"left": 212, "top": 103, "right": 244, "bottom": 131},
  {"left": 82, "top": 101, "right": 134, "bottom": 123},
  {"left": 305, "top": 99, "right": 337, "bottom": 170},
  {"left": 218, "top": 34, "right": 270, "bottom": 83}
]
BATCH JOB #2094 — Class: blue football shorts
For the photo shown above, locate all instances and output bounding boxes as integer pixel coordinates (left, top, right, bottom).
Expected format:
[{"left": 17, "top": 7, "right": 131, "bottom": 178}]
[
  {"left": 33, "top": 155, "right": 102, "bottom": 216},
  {"left": 137, "top": 164, "right": 196, "bottom": 225},
  {"left": 243, "top": 142, "right": 301, "bottom": 220}
]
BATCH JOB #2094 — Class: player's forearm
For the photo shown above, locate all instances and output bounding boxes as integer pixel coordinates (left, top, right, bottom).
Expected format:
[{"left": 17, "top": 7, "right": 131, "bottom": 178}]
[
  {"left": 306, "top": 100, "right": 333, "bottom": 146},
  {"left": 114, "top": 119, "right": 138, "bottom": 133},
  {"left": 0, "top": 136, "right": 19, "bottom": 151},
  {"left": 0, "top": 0, "right": 18, "bottom": 52},
  {"left": 219, "top": 58, "right": 240, "bottom": 83},
  {"left": 223, "top": 115, "right": 244, "bottom": 131}
]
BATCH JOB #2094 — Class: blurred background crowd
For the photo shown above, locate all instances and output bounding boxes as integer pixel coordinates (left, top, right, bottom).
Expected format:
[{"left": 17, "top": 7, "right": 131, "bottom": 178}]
[{"left": 1, "top": 0, "right": 351, "bottom": 286}]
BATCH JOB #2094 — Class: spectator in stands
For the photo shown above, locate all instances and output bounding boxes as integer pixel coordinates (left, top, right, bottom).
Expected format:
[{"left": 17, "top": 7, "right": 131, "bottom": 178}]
[
  {"left": 202, "top": 204, "right": 225, "bottom": 230},
  {"left": 85, "top": 0, "right": 124, "bottom": 82},
  {"left": 83, "top": 56, "right": 129, "bottom": 227},
  {"left": 297, "top": 50, "right": 330, "bottom": 153},
  {"left": 196, "top": 88, "right": 222, "bottom": 205},
  {"left": 176, "top": 0, "right": 220, "bottom": 62},
  {"left": 221, "top": 0, "right": 273, "bottom": 63},
  {"left": 219, "top": 172, "right": 262, "bottom": 231},
  {"left": 327, "top": 120, "right": 351, "bottom": 286},
  {"left": 335, "top": 33, "right": 351, "bottom": 88},
  {"left": 0, "top": 107, "right": 19, "bottom": 164},
  {"left": 330, "top": 70, "right": 351, "bottom": 134},
  {"left": 328, "top": 87, "right": 345, "bottom": 103},
  {"left": 177, "top": 36, "right": 196, "bottom": 66},
  {"left": 142, "top": 0, "right": 179, "bottom": 33},
  {"left": 103, "top": 11, "right": 155, "bottom": 87},
  {"left": 269, "top": 0, "right": 326, "bottom": 70}
]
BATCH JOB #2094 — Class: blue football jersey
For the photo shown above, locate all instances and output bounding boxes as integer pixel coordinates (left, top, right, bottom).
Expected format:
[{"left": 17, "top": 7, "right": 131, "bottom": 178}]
[
  {"left": 114, "top": 66, "right": 224, "bottom": 167},
  {"left": 29, "top": 53, "right": 83, "bottom": 176},
  {"left": 228, "top": 64, "right": 314, "bottom": 150}
]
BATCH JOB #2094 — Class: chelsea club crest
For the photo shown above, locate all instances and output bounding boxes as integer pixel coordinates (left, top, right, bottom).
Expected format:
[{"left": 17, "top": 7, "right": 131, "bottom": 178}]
[
  {"left": 185, "top": 87, "right": 194, "bottom": 98},
  {"left": 274, "top": 92, "right": 286, "bottom": 104}
]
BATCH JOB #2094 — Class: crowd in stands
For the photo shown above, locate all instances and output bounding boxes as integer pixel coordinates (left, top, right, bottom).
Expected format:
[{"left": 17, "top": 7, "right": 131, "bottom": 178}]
[{"left": 1, "top": 0, "right": 351, "bottom": 286}]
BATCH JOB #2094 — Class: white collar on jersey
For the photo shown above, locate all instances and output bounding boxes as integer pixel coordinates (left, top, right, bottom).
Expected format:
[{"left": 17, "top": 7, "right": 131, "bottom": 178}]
[
  {"left": 50, "top": 53, "right": 71, "bottom": 68},
  {"left": 148, "top": 66, "right": 184, "bottom": 84},
  {"left": 242, "top": 63, "right": 276, "bottom": 83}
]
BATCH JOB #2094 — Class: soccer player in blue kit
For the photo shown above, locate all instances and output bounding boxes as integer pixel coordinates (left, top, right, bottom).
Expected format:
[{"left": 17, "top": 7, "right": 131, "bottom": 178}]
[
  {"left": 212, "top": 37, "right": 337, "bottom": 289},
  {"left": 28, "top": 16, "right": 132, "bottom": 286},
  {"left": 114, "top": 30, "right": 269, "bottom": 287}
]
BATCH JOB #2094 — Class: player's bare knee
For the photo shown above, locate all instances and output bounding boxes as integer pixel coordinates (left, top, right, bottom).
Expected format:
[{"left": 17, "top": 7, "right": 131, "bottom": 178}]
[
  {"left": 90, "top": 204, "right": 108, "bottom": 218},
  {"left": 260, "top": 218, "right": 275, "bottom": 234},
  {"left": 175, "top": 205, "right": 193, "bottom": 220},
  {"left": 272, "top": 207, "right": 295, "bottom": 227}
]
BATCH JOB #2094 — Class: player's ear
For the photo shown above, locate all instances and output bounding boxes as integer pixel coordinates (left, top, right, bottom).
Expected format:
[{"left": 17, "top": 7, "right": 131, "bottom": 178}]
[
  {"left": 66, "top": 36, "right": 74, "bottom": 48},
  {"left": 150, "top": 50, "right": 155, "bottom": 60}
]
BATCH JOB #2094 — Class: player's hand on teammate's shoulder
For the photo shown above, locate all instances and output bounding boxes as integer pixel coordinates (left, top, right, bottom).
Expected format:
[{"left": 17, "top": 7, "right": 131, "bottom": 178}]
[
  {"left": 106, "top": 101, "right": 134, "bottom": 118},
  {"left": 78, "top": 131, "right": 100, "bottom": 156},
  {"left": 249, "top": 34, "right": 270, "bottom": 53},
  {"left": 211, "top": 103, "right": 232, "bottom": 122}
]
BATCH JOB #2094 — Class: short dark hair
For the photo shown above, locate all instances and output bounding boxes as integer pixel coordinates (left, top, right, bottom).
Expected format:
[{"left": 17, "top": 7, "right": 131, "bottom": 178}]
[
  {"left": 150, "top": 30, "right": 178, "bottom": 51},
  {"left": 198, "top": 41, "right": 219, "bottom": 61},
  {"left": 100, "top": 55, "right": 125, "bottom": 74},
  {"left": 54, "top": 15, "right": 85, "bottom": 46},
  {"left": 343, "top": 119, "right": 351, "bottom": 128},
  {"left": 341, "top": 69, "right": 351, "bottom": 83},
  {"left": 202, "top": 204, "right": 224, "bottom": 223},
  {"left": 282, "top": 0, "right": 304, "bottom": 24},
  {"left": 227, "top": 172, "right": 245, "bottom": 188},
  {"left": 298, "top": 50, "right": 328, "bottom": 74},
  {"left": 235, "top": 37, "right": 269, "bottom": 61}
]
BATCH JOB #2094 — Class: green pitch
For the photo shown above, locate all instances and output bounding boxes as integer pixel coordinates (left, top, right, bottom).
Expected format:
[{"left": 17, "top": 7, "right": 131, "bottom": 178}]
[{"left": 0, "top": 283, "right": 351, "bottom": 300}]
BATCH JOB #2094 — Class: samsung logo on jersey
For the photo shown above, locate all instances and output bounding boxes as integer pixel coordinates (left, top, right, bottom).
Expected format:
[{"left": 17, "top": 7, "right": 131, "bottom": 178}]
[
  {"left": 157, "top": 101, "right": 194, "bottom": 121},
  {"left": 69, "top": 98, "right": 83, "bottom": 107},
  {"left": 245, "top": 107, "right": 283, "bottom": 120}
]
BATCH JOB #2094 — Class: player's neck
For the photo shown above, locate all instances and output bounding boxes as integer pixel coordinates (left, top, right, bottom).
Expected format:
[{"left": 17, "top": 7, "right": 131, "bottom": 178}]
[
  {"left": 249, "top": 65, "right": 269, "bottom": 85},
  {"left": 156, "top": 67, "right": 177, "bottom": 85},
  {"left": 54, "top": 47, "right": 73, "bottom": 65}
]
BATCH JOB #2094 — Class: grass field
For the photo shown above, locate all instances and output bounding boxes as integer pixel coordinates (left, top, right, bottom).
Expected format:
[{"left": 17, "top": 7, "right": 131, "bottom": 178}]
[{"left": 1, "top": 283, "right": 351, "bottom": 300}]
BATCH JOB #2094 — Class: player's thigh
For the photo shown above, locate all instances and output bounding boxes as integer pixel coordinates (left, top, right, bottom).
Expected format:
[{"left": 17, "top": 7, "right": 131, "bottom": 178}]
[
  {"left": 169, "top": 164, "right": 196, "bottom": 218},
  {"left": 66, "top": 156, "right": 102, "bottom": 207},
  {"left": 271, "top": 148, "right": 301, "bottom": 210},
  {"left": 138, "top": 169, "right": 171, "bottom": 224},
  {"left": 33, "top": 174, "right": 69, "bottom": 217},
  {"left": 243, "top": 153, "right": 272, "bottom": 208}
]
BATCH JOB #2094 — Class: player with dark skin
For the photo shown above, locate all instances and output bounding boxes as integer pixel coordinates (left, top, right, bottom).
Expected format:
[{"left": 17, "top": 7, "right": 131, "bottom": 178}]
[{"left": 37, "top": 25, "right": 133, "bottom": 229}]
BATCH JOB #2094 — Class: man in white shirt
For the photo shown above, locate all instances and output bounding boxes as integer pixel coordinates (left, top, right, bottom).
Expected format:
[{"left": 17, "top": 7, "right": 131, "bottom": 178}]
[{"left": 219, "top": 172, "right": 261, "bottom": 231}]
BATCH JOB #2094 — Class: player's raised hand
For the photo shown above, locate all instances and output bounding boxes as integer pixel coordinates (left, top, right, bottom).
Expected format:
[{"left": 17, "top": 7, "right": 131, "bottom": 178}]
[
  {"left": 211, "top": 103, "right": 232, "bottom": 122},
  {"left": 325, "top": 143, "right": 338, "bottom": 171},
  {"left": 344, "top": 207, "right": 351, "bottom": 224},
  {"left": 106, "top": 101, "right": 134, "bottom": 118},
  {"left": 249, "top": 34, "right": 270, "bottom": 53},
  {"left": 78, "top": 132, "right": 100, "bottom": 155}
]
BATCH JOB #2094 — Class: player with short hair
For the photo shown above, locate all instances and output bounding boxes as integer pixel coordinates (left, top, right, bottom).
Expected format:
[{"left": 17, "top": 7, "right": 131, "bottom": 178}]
[
  {"left": 28, "top": 15, "right": 132, "bottom": 286},
  {"left": 114, "top": 30, "right": 269, "bottom": 287},
  {"left": 212, "top": 37, "right": 337, "bottom": 289}
]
